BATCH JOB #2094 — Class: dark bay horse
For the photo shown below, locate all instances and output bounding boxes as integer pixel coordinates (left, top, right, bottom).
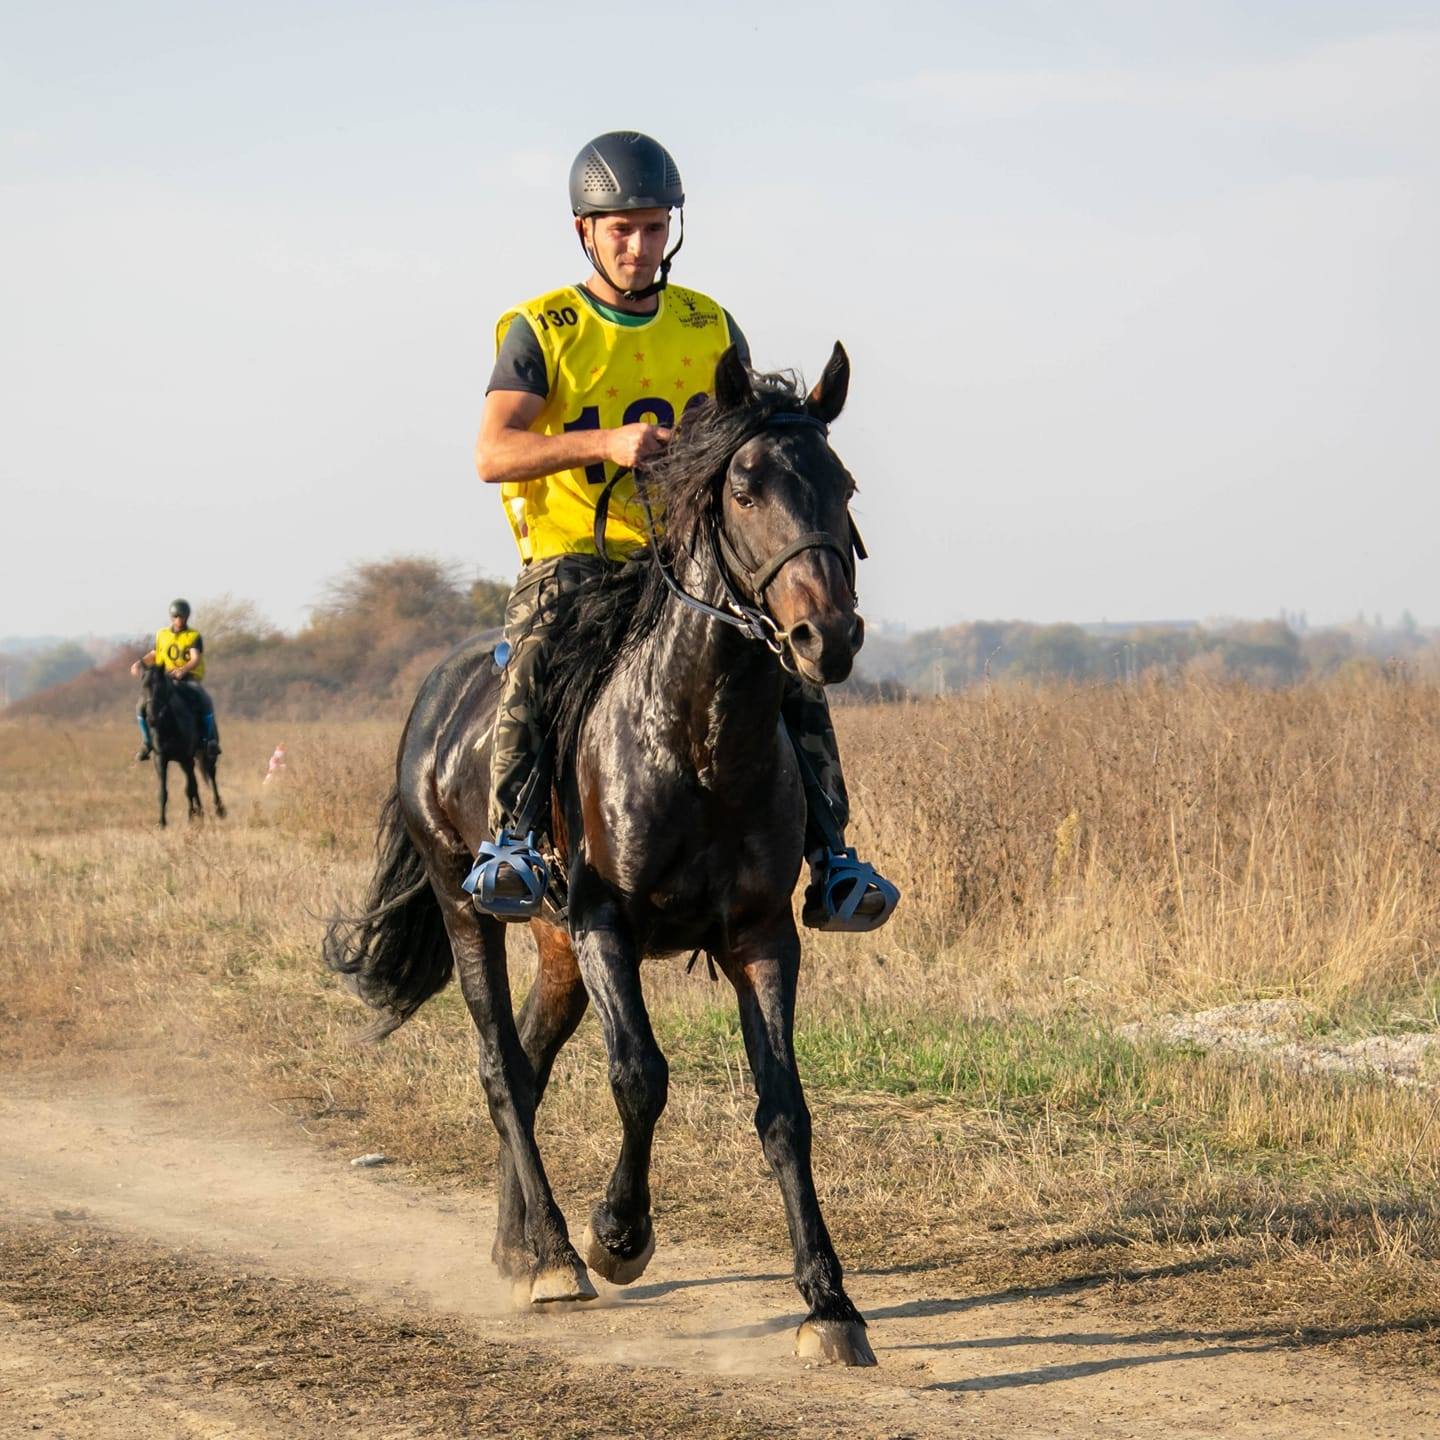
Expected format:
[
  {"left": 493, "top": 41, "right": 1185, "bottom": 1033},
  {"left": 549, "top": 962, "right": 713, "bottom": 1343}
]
[
  {"left": 139, "top": 664, "right": 225, "bottom": 827},
  {"left": 327, "top": 344, "right": 875, "bottom": 1366}
]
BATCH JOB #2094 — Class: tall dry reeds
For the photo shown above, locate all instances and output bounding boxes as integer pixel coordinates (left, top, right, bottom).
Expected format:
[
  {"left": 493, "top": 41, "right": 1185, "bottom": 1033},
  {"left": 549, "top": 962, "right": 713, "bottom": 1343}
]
[{"left": 826, "top": 673, "right": 1440, "bottom": 1023}]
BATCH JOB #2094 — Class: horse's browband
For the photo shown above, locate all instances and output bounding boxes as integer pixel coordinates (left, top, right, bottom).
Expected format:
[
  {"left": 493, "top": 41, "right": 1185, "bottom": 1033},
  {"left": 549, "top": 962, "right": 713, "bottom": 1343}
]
[{"left": 762, "top": 411, "right": 829, "bottom": 437}]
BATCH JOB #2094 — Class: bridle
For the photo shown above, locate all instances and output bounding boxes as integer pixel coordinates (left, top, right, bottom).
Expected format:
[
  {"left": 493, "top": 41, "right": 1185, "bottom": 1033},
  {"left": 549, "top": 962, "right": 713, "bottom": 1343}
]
[{"left": 594, "top": 410, "right": 868, "bottom": 665}]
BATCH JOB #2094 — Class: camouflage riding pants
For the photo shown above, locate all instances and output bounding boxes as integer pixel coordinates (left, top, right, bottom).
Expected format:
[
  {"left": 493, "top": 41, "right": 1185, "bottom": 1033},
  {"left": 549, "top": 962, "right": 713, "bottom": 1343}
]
[
  {"left": 486, "top": 553, "right": 850, "bottom": 850},
  {"left": 488, "top": 554, "right": 604, "bottom": 837}
]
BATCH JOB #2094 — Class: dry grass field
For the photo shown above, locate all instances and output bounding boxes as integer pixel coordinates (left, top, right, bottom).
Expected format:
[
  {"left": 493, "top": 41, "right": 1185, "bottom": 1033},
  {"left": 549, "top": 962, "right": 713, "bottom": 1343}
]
[{"left": 3, "top": 673, "right": 1439, "bottom": 1375}]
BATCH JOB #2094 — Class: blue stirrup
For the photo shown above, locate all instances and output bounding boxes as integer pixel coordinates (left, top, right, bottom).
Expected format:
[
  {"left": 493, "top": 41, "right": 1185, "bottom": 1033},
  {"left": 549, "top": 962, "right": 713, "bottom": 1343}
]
[
  {"left": 812, "top": 847, "right": 901, "bottom": 933},
  {"left": 463, "top": 829, "right": 550, "bottom": 920}
]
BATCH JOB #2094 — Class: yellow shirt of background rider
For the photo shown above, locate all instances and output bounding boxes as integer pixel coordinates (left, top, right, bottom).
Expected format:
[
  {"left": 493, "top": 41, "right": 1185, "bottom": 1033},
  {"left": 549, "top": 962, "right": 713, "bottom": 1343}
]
[
  {"left": 495, "top": 283, "right": 733, "bottom": 563},
  {"left": 154, "top": 627, "right": 205, "bottom": 681}
]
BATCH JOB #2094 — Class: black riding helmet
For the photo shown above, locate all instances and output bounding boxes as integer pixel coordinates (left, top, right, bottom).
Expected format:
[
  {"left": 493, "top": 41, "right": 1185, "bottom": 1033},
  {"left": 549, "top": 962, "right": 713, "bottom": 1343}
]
[
  {"left": 169, "top": 599, "right": 191, "bottom": 622},
  {"left": 569, "top": 131, "right": 685, "bottom": 302}
]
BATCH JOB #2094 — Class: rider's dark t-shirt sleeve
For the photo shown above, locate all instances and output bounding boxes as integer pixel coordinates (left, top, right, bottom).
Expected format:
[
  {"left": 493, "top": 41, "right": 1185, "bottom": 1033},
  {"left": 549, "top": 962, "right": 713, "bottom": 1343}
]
[
  {"left": 190, "top": 634, "right": 204, "bottom": 653},
  {"left": 724, "top": 312, "right": 751, "bottom": 368},
  {"left": 486, "top": 317, "right": 550, "bottom": 398}
]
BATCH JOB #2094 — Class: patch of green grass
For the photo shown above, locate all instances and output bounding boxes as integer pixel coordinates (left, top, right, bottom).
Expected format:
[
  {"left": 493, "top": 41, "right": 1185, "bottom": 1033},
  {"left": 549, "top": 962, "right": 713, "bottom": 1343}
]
[
  {"left": 652, "top": 1001, "right": 1440, "bottom": 1190},
  {"left": 656, "top": 1003, "right": 1157, "bottom": 1107},
  {"left": 1301, "top": 995, "right": 1440, "bottom": 1042}
]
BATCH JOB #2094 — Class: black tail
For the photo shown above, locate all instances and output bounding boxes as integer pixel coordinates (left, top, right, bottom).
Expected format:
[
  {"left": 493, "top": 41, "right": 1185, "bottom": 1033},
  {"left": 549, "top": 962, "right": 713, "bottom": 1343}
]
[{"left": 323, "top": 789, "right": 453, "bottom": 1040}]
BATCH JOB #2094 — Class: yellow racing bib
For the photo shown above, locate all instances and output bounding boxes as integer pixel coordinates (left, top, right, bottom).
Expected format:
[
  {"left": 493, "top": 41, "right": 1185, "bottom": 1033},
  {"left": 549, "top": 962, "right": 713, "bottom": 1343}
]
[
  {"left": 495, "top": 284, "right": 733, "bottom": 562},
  {"left": 155, "top": 627, "right": 204, "bottom": 680}
]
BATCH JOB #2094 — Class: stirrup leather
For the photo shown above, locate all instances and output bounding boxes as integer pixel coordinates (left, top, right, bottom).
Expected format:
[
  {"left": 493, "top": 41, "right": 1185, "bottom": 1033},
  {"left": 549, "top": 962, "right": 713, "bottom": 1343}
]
[
  {"left": 807, "top": 848, "right": 900, "bottom": 933},
  {"left": 462, "top": 829, "right": 550, "bottom": 919}
]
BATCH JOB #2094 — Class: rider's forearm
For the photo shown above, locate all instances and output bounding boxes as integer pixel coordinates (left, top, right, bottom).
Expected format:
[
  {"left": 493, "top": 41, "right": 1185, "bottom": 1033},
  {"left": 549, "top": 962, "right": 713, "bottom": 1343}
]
[{"left": 475, "top": 426, "right": 613, "bottom": 485}]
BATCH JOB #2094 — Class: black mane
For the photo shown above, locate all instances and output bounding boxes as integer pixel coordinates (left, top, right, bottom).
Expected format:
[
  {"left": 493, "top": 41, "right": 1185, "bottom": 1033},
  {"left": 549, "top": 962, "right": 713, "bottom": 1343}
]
[{"left": 546, "top": 368, "right": 811, "bottom": 776}]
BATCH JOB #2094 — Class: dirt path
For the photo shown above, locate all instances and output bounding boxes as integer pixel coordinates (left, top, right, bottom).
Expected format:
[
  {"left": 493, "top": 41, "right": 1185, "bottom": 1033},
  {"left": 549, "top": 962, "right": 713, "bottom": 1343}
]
[{"left": 2, "top": 1083, "right": 1436, "bottom": 1439}]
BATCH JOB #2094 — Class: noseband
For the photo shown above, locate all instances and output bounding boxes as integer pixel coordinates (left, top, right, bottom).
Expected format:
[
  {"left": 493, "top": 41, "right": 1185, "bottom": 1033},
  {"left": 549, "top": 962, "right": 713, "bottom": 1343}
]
[{"left": 599, "top": 410, "right": 867, "bottom": 663}]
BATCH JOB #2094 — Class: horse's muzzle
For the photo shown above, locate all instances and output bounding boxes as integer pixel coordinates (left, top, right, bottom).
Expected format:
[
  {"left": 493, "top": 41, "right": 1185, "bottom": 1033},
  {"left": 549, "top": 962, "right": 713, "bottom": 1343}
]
[{"left": 788, "top": 611, "right": 864, "bottom": 686}]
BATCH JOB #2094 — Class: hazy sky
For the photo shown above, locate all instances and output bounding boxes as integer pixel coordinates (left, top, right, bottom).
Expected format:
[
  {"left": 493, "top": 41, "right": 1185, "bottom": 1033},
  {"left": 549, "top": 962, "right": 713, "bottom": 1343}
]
[{"left": 4, "top": 1, "right": 1437, "bottom": 637}]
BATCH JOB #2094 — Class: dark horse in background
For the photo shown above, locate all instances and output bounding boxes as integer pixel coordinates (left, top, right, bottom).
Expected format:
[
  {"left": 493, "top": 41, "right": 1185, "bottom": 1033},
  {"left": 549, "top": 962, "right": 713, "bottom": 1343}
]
[
  {"left": 139, "top": 663, "right": 225, "bottom": 827},
  {"left": 327, "top": 344, "right": 876, "bottom": 1366}
]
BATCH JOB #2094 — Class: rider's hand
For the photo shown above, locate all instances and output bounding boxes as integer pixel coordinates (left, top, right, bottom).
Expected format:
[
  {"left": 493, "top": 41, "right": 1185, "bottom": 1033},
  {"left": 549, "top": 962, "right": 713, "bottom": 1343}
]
[{"left": 607, "top": 423, "right": 672, "bottom": 469}]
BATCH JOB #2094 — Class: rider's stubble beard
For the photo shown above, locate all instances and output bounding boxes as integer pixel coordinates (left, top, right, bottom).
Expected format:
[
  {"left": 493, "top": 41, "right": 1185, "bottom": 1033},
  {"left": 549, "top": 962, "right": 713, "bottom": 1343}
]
[{"left": 581, "top": 219, "right": 663, "bottom": 302}]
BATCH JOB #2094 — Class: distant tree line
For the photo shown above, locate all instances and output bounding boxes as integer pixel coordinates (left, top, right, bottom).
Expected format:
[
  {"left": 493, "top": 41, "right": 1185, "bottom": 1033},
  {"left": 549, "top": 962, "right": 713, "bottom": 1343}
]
[
  {"left": 852, "top": 617, "right": 1440, "bottom": 697},
  {"left": 0, "top": 643, "right": 98, "bottom": 705},
  {"left": 8, "top": 556, "right": 1439, "bottom": 718}
]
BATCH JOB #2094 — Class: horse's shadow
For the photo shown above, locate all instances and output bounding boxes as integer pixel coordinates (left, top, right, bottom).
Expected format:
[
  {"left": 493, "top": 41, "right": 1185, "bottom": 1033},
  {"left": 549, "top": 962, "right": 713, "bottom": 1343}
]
[
  {"left": 676, "top": 1255, "right": 1241, "bottom": 1341},
  {"left": 656, "top": 1251, "right": 1436, "bottom": 1388},
  {"left": 920, "top": 1313, "right": 1440, "bottom": 1392}
]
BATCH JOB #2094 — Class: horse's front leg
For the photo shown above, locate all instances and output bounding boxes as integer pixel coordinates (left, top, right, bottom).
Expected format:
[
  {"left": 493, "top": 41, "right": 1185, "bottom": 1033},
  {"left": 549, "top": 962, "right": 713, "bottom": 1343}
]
[
  {"left": 571, "top": 892, "right": 666, "bottom": 1286},
  {"left": 435, "top": 885, "right": 594, "bottom": 1307},
  {"left": 181, "top": 759, "right": 202, "bottom": 819},
  {"left": 155, "top": 754, "right": 168, "bottom": 827},
  {"left": 721, "top": 921, "right": 875, "bottom": 1367}
]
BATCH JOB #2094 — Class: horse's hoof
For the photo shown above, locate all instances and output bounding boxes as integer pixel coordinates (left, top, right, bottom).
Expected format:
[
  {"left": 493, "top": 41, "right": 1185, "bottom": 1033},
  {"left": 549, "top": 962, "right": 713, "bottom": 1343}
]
[
  {"left": 509, "top": 1277, "right": 535, "bottom": 1311},
  {"left": 581, "top": 1220, "right": 655, "bottom": 1285},
  {"left": 795, "top": 1319, "right": 877, "bottom": 1367},
  {"left": 529, "top": 1262, "right": 598, "bottom": 1305},
  {"left": 216, "top": 804, "right": 227, "bottom": 818}
]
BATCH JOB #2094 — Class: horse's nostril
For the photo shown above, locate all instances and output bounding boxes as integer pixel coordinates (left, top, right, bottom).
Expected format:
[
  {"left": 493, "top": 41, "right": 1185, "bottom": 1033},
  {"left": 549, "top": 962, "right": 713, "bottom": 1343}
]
[{"left": 788, "top": 621, "right": 820, "bottom": 657}]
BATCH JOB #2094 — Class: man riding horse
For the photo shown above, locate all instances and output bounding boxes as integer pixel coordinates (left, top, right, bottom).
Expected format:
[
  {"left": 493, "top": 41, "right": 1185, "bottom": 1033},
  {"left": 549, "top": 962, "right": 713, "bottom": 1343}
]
[
  {"left": 131, "top": 598, "right": 221, "bottom": 762},
  {"left": 468, "top": 130, "right": 895, "bottom": 928}
]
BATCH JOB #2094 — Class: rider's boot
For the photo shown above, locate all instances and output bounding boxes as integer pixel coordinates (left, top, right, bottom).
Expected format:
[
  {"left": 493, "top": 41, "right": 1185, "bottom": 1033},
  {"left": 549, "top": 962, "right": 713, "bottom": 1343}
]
[
  {"left": 135, "top": 744, "right": 153, "bottom": 762},
  {"left": 463, "top": 825, "right": 550, "bottom": 920},
  {"left": 802, "top": 846, "right": 900, "bottom": 932}
]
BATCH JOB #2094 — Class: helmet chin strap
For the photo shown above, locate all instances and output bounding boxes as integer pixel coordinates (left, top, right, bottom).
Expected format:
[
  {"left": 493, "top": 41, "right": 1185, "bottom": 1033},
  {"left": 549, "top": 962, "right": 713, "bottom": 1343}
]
[{"left": 580, "top": 209, "right": 686, "bottom": 303}]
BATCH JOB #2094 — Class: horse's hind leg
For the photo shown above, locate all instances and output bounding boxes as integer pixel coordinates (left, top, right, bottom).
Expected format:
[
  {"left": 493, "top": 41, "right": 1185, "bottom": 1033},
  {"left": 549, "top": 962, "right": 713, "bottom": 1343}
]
[
  {"left": 201, "top": 755, "right": 226, "bottom": 818},
  {"left": 722, "top": 922, "right": 875, "bottom": 1367},
  {"left": 492, "top": 921, "right": 588, "bottom": 1284},
  {"left": 435, "top": 887, "right": 595, "bottom": 1306},
  {"left": 571, "top": 892, "right": 666, "bottom": 1286}
]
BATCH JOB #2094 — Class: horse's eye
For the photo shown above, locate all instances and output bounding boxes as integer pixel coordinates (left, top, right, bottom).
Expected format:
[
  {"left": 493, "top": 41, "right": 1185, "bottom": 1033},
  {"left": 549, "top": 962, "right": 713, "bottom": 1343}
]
[{"left": 732, "top": 490, "right": 756, "bottom": 509}]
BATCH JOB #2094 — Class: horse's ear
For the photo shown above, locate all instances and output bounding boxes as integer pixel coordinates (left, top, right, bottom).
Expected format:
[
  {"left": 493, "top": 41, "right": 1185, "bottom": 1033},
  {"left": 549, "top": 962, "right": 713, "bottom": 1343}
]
[
  {"left": 713, "top": 344, "right": 753, "bottom": 412},
  {"left": 805, "top": 342, "right": 850, "bottom": 424}
]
